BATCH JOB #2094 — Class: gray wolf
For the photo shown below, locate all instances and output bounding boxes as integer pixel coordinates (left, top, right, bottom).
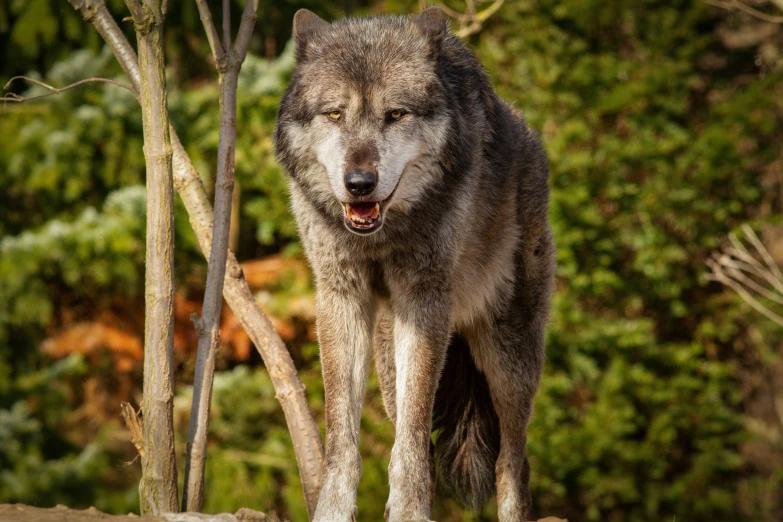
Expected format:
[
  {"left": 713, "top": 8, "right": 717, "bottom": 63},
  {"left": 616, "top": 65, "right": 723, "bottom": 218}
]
[{"left": 274, "top": 7, "right": 555, "bottom": 521}]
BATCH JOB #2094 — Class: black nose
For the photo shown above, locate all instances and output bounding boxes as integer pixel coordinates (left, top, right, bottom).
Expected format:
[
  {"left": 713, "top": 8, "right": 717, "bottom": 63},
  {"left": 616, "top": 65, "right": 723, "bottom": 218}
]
[{"left": 344, "top": 169, "right": 377, "bottom": 197}]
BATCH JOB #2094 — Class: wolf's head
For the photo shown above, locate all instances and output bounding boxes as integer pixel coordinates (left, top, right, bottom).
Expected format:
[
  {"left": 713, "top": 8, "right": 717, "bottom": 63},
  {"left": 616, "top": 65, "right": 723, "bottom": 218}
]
[{"left": 274, "top": 8, "right": 451, "bottom": 235}]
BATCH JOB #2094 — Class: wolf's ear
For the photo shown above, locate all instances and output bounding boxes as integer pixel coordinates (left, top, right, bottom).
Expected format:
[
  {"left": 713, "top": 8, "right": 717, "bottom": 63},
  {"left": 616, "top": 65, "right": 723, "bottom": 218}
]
[
  {"left": 293, "top": 9, "right": 328, "bottom": 61},
  {"left": 412, "top": 6, "right": 448, "bottom": 58}
]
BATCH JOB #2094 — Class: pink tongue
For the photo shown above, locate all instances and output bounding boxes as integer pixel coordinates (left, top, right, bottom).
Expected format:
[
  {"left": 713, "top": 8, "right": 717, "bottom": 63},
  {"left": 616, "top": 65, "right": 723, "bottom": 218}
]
[{"left": 350, "top": 203, "right": 376, "bottom": 218}]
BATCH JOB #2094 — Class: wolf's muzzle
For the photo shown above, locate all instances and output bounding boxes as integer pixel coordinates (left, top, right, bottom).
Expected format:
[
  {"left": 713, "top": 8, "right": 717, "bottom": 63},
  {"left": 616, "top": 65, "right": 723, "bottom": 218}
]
[{"left": 344, "top": 169, "right": 378, "bottom": 197}]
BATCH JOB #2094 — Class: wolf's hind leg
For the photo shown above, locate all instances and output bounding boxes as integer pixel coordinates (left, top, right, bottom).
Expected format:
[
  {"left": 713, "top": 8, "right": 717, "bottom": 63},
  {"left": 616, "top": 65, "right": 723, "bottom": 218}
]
[
  {"left": 468, "top": 316, "right": 542, "bottom": 522},
  {"left": 373, "top": 303, "right": 397, "bottom": 425},
  {"left": 468, "top": 234, "right": 552, "bottom": 521},
  {"left": 467, "top": 226, "right": 554, "bottom": 522}
]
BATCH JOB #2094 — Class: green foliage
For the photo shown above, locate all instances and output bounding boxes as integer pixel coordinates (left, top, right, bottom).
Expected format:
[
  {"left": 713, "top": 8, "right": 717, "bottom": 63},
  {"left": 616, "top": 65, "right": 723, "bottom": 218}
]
[
  {"left": 0, "top": 186, "right": 146, "bottom": 331},
  {"left": 0, "top": 47, "right": 144, "bottom": 236},
  {"left": 1, "top": 1, "right": 782, "bottom": 521},
  {"left": 0, "top": 354, "right": 137, "bottom": 512},
  {"left": 534, "top": 302, "right": 744, "bottom": 520}
]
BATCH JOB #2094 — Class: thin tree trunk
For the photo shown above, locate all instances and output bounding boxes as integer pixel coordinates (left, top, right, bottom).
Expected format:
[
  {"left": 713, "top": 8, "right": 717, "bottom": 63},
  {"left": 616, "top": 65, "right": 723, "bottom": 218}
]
[
  {"left": 66, "top": 1, "right": 323, "bottom": 517},
  {"left": 122, "top": 0, "right": 178, "bottom": 514},
  {"left": 182, "top": 0, "right": 257, "bottom": 511}
]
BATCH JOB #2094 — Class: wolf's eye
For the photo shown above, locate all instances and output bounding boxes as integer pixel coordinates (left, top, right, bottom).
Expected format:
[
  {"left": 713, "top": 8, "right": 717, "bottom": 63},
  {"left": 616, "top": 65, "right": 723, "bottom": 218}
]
[
  {"left": 388, "top": 109, "right": 405, "bottom": 121},
  {"left": 327, "top": 111, "right": 341, "bottom": 121}
]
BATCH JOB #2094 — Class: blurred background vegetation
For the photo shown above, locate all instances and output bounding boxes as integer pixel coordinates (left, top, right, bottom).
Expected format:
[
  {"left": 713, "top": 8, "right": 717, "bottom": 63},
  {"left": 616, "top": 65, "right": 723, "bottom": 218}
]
[{"left": 1, "top": 0, "right": 783, "bottom": 520}]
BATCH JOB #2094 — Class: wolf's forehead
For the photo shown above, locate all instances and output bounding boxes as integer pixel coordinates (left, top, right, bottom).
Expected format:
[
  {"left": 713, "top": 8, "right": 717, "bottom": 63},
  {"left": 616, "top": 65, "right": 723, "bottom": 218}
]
[
  {"left": 306, "top": 18, "right": 434, "bottom": 84},
  {"left": 298, "top": 59, "right": 437, "bottom": 116}
]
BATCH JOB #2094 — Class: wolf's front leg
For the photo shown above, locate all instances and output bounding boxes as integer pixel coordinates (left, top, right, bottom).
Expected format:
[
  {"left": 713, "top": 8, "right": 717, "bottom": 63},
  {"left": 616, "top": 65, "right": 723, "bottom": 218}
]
[
  {"left": 313, "top": 283, "right": 375, "bottom": 522},
  {"left": 385, "top": 285, "right": 451, "bottom": 522}
]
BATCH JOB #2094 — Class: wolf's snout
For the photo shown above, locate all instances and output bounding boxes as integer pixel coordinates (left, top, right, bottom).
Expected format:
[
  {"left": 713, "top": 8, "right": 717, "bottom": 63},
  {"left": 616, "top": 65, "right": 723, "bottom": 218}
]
[{"left": 344, "top": 169, "right": 378, "bottom": 197}]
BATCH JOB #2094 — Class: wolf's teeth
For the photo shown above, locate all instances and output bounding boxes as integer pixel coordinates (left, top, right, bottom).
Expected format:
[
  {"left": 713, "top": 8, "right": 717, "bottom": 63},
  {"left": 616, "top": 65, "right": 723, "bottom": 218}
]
[{"left": 345, "top": 202, "right": 381, "bottom": 227}]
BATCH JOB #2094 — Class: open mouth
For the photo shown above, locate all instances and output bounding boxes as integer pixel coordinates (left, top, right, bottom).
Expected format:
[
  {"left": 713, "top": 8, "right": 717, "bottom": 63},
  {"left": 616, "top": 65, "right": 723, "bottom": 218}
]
[{"left": 343, "top": 201, "right": 382, "bottom": 234}]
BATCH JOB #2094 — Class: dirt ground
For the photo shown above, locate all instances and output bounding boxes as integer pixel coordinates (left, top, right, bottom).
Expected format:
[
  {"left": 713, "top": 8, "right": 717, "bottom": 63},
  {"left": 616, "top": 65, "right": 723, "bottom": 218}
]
[
  {"left": 0, "top": 505, "right": 268, "bottom": 522},
  {"left": 0, "top": 505, "right": 567, "bottom": 522}
]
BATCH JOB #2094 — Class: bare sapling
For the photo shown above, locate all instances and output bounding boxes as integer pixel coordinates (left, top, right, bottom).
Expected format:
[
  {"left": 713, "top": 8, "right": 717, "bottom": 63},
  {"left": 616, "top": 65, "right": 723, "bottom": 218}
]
[
  {"left": 181, "top": 0, "right": 260, "bottom": 512},
  {"left": 124, "top": 0, "right": 179, "bottom": 514}
]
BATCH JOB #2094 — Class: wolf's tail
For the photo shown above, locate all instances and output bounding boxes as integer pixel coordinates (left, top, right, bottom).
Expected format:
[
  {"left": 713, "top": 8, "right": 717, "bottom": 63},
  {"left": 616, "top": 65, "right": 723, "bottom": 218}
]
[{"left": 432, "top": 334, "right": 500, "bottom": 511}]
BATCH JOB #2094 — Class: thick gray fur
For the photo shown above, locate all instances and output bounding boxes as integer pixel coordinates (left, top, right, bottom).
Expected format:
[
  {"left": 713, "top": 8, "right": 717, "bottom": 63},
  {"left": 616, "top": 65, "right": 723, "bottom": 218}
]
[{"left": 274, "top": 7, "right": 555, "bottom": 522}]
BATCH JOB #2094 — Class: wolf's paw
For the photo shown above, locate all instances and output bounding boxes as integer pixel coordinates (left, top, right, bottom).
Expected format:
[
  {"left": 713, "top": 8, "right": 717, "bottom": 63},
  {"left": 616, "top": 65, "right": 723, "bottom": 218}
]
[
  {"left": 385, "top": 508, "right": 432, "bottom": 522},
  {"left": 384, "top": 502, "right": 431, "bottom": 522},
  {"left": 312, "top": 503, "right": 356, "bottom": 522}
]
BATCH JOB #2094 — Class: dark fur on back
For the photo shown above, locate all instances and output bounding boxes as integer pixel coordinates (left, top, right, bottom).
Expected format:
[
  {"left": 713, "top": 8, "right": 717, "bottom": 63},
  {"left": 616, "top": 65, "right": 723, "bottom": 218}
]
[{"left": 433, "top": 335, "right": 500, "bottom": 511}]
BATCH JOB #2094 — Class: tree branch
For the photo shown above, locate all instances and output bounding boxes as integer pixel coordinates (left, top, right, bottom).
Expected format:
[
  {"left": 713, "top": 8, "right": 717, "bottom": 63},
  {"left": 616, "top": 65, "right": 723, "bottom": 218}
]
[
  {"left": 233, "top": 0, "right": 259, "bottom": 63},
  {"left": 718, "top": 254, "right": 782, "bottom": 291},
  {"left": 708, "top": 259, "right": 783, "bottom": 327},
  {"left": 223, "top": 0, "right": 231, "bottom": 54},
  {"left": 65, "top": 0, "right": 323, "bottom": 516},
  {"left": 124, "top": 0, "right": 145, "bottom": 24},
  {"left": 724, "top": 264, "right": 783, "bottom": 304},
  {"left": 725, "top": 227, "right": 783, "bottom": 294},
  {"left": 439, "top": 0, "right": 505, "bottom": 37},
  {"left": 743, "top": 224, "right": 783, "bottom": 281},
  {"left": 707, "top": 228, "right": 783, "bottom": 329},
  {"left": 704, "top": 0, "right": 783, "bottom": 24},
  {"left": 120, "top": 401, "right": 146, "bottom": 460},
  {"left": 194, "top": 0, "right": 225, "bottom": 65},
  {"left": 121, "top": 0, "right": 179, "bottom": 515},
  {"left": 2, "top": 76, "right": 135, "bottom": 103}
]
